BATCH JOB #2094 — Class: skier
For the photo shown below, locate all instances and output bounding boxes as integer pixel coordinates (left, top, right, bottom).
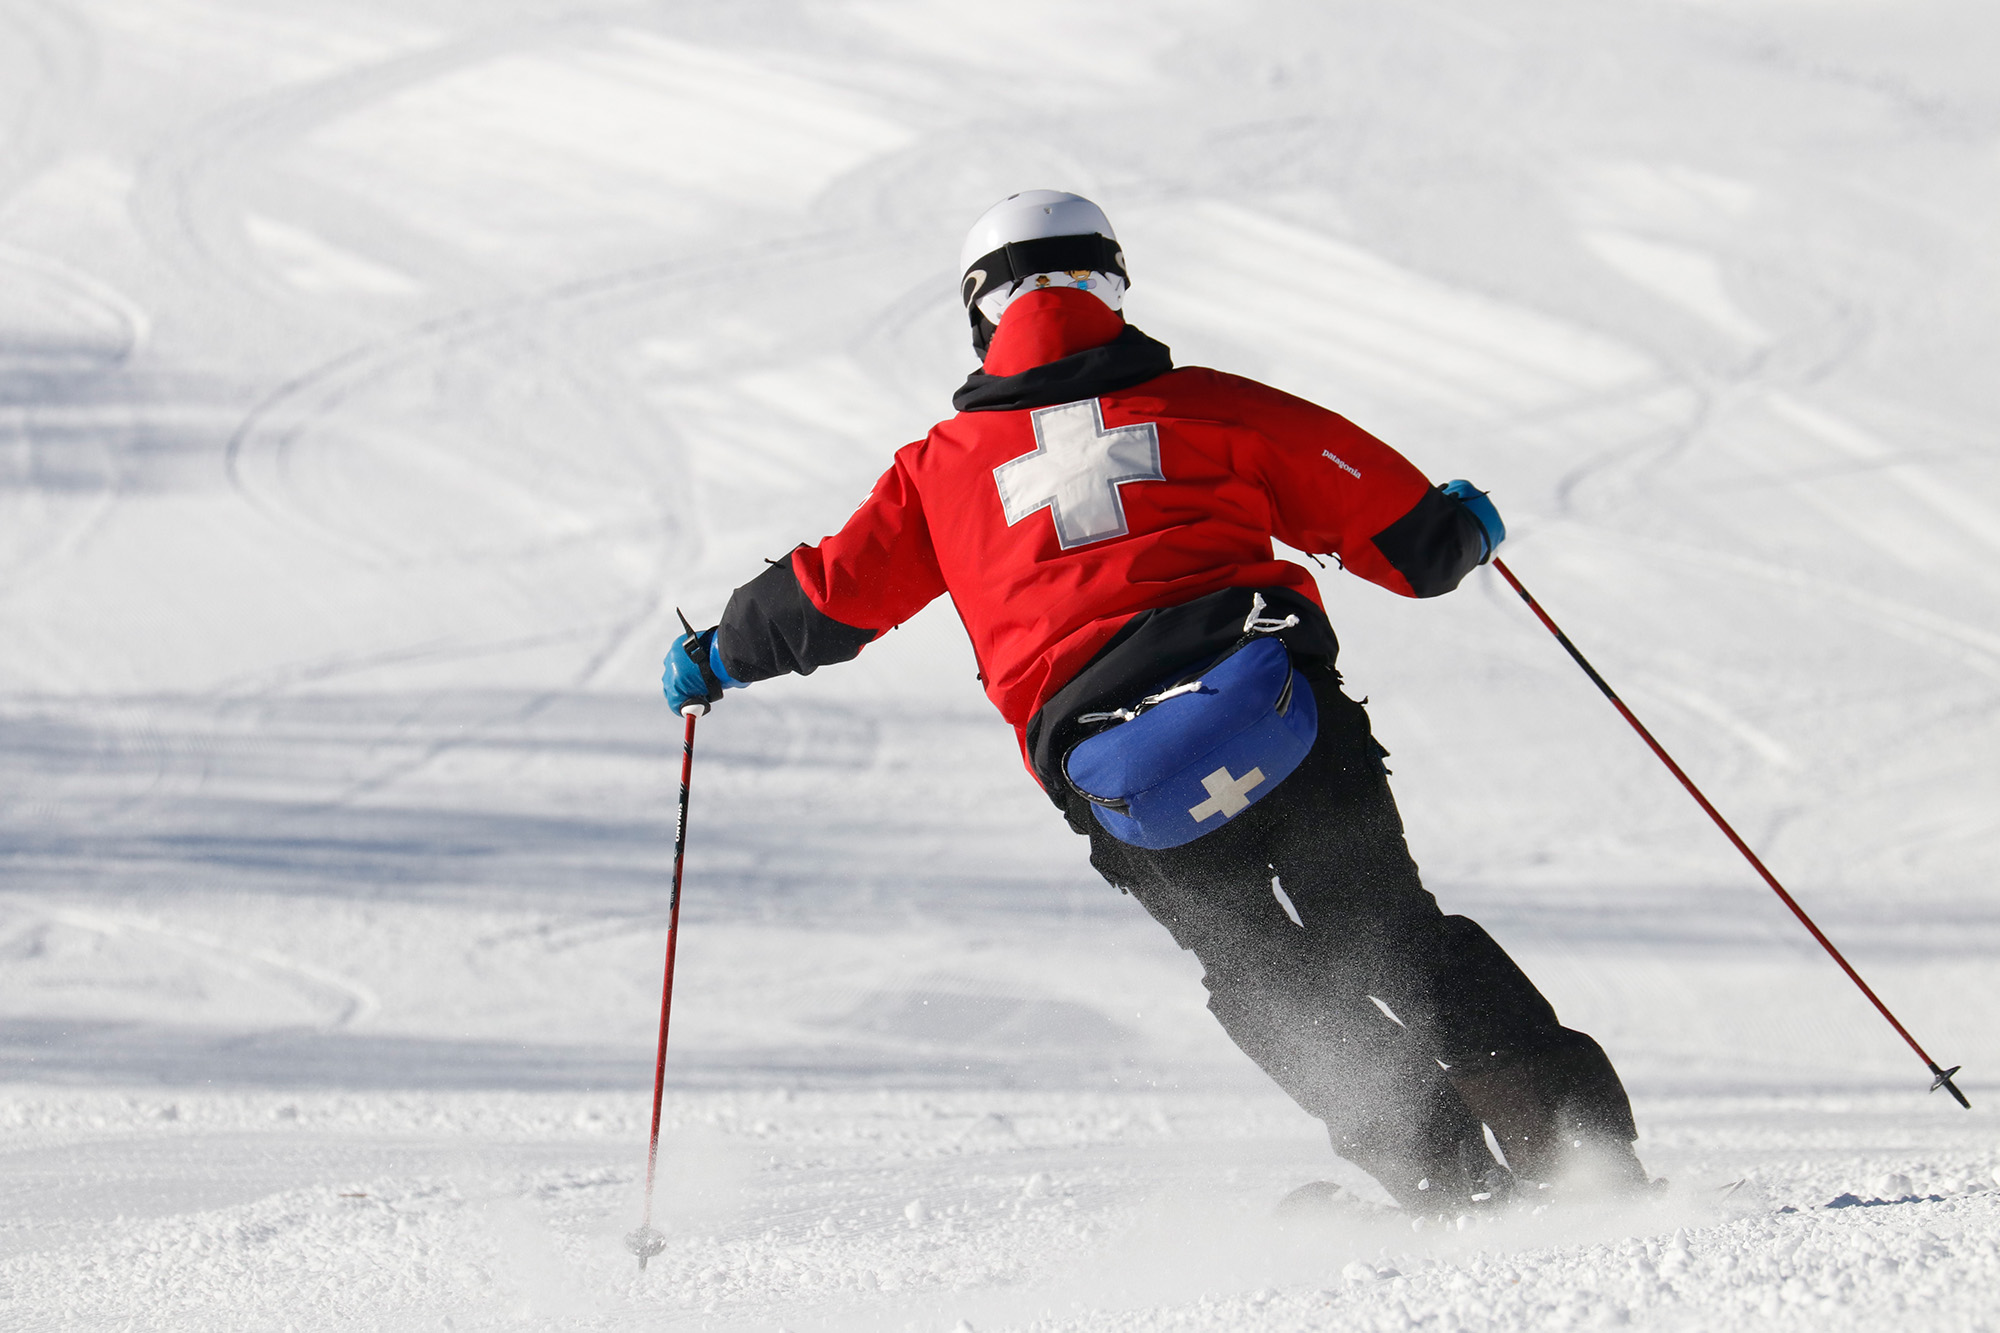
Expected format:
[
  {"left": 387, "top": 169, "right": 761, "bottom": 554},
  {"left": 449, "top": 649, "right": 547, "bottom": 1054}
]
[{"left": 663, "top": 191, "right": 1650, "bottom": 1216}]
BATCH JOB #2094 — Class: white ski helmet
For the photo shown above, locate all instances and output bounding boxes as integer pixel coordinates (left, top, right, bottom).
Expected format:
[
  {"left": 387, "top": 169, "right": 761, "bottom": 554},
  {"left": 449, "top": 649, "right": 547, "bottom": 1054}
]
[{"left": 958, "top": 190, "right": 1128, "bottom": 351}]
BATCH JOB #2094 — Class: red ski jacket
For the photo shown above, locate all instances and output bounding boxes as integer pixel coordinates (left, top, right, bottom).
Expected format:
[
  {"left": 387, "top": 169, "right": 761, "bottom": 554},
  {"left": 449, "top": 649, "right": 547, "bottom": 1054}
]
[{"left": 717, "top": 286, "right": 1483, "bottom": 765}]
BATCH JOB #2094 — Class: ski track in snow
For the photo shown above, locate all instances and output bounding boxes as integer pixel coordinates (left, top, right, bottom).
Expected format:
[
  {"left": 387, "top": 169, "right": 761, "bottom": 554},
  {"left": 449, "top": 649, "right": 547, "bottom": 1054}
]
[{"left": 3, "top": 1, "right": 2000, "bottom": 1328}]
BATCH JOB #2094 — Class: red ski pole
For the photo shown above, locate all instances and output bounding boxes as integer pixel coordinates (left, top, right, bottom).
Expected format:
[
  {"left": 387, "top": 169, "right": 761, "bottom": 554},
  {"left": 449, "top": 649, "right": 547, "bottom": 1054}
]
[
  {"left": 626, "top": 644, "right": 707, "bottom": 1269},
  {"left": 1491, "top": 557, "right": 1968, "bottom": 1109}
]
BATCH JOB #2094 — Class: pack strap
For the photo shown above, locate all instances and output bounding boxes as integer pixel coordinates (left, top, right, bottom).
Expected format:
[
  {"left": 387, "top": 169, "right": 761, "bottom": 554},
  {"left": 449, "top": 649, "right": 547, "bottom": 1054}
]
[
  {"left": 1074, "top": 595, "right": 1300, "bottom": 727},
  {"left": 1244, "top": 592, "right": 1300, "bottom": 636},
  {"left": 1077, "top": 678, "right": 1205, "bottom": 726}
]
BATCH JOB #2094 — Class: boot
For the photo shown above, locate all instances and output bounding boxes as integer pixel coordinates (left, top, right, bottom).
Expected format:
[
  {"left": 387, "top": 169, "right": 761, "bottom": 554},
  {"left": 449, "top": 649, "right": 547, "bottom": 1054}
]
[
  {"left": 1340, "top": 1117, "right": 1516, "bottom": 1218},
  {"left": 1450, "top": 1032, "right": 1651, "bottom": 1196}
]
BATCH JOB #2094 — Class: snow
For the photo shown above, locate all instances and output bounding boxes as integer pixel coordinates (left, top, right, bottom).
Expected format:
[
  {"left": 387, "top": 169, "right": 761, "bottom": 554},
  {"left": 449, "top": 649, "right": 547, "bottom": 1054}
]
[{"left": 3, "top": 0, "right": 1998, "bottom": 1327}]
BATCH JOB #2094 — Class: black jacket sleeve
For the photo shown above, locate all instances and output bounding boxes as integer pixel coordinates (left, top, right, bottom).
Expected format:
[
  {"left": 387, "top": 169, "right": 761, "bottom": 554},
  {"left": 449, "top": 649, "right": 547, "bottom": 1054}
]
[
  {"left": 1369, "top": 487, "right": 1488, "bottom": 598},
  {"left": 715, "top": 553, "right": 880, "bottom": 683}
]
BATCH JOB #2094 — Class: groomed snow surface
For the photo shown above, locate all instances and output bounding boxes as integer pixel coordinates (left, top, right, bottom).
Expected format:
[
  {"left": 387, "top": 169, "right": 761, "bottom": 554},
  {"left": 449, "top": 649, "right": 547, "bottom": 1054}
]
[{"left": 4, "top": 1, "right": 1999, "bottom": 1328}]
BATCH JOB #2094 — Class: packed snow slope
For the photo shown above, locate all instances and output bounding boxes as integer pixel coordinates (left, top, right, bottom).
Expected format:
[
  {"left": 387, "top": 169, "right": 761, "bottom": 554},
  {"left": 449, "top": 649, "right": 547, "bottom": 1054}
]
[{"left": 3, "top": 0, "right": 1999, "bottom": 1328}]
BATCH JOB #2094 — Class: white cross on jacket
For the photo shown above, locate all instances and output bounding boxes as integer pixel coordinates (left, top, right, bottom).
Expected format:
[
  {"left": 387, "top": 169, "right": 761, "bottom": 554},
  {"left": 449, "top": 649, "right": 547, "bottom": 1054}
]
[{"left": 993, "top": 399, "right": 1164, "bottom": 549}]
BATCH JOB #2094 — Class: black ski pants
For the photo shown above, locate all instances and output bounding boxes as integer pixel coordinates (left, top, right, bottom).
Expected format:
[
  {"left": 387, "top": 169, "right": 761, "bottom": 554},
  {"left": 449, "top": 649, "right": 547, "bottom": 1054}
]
[{"left": 1068, "top": 669, "right": 1637, "bottom": 1199}]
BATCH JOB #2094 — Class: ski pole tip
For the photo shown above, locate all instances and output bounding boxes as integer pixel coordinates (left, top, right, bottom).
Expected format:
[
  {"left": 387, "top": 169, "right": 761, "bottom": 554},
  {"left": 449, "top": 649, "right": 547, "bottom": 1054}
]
[
  {"left": 626, "top": 1223, "right": 667, "bottom": 1267},
  {"left": 1930, "top": 1064, "right": 1971, "bottom": 1109}
]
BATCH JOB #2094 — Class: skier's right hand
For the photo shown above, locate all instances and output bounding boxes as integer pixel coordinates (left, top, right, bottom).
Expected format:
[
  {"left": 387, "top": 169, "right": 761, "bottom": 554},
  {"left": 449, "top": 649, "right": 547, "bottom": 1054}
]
[{"left": 662, "top": 627, "right": 742, "bottom": 715}]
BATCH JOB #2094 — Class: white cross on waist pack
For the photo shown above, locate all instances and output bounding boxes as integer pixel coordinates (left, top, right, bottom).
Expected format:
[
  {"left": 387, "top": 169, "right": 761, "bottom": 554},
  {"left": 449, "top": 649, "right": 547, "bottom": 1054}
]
[{"left": 1188, "top": 765, "right": 1267, "bottom": 822}]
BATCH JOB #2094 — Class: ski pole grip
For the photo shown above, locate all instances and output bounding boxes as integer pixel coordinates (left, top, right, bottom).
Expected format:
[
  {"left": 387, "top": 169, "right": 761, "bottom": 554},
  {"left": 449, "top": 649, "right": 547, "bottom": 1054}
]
[{"left": 672, "top": 606, "right": 716, "bottom": 717}]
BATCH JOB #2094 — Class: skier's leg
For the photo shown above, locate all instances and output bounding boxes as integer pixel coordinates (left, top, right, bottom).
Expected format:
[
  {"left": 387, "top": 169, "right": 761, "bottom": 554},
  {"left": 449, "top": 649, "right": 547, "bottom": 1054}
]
[
  {"left": 1412, "top": 914, "right": 1646, "bottom": 1187},
  {"left": 1072, "top": 686, "right": 1508, "bottom": 1212},
  {"left": 1101, "top": 828, "right": 1504, "bottom": 1211},
  {"left": 1266, "top": 678, "right": 1647, "bottom": 1192}
]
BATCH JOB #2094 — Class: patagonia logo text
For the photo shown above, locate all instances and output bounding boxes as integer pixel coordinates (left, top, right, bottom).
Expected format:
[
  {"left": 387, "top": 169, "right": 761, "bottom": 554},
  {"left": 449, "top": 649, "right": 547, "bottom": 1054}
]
[{"left": 1321, "top": 450, "right": 1361, "bottom": 478}]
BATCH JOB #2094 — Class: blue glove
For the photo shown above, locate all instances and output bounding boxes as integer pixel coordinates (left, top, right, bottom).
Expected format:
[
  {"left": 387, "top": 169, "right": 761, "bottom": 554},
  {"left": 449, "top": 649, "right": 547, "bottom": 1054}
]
[
  {"left": 1441, "top": 479, "right": 1505, "bottom": 564},
  {"left": 662, "top": 626, "right": 744, "bottom": 715}
]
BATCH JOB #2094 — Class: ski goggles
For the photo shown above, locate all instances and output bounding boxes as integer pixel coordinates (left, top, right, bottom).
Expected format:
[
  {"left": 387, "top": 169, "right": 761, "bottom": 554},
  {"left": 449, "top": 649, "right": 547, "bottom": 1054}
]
[{"left": 960, "top": 233, "right": 1129, "bottom": 313}]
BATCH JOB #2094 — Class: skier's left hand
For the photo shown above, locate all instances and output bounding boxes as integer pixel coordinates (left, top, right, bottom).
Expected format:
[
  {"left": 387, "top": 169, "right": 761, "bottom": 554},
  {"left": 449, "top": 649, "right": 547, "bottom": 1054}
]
[
  {"left": 662, "top": 627, "right": 742, "bottom": 715},
  {"left": 1442, "top": 479, "right": 1505, "bottom": 564}
]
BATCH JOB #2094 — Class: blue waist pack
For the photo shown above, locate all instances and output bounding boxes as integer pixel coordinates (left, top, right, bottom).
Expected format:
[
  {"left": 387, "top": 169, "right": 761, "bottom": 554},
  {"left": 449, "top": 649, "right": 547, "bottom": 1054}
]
[{"left": 1063, "top": 633, "right": 1319, "bottom": 851}]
